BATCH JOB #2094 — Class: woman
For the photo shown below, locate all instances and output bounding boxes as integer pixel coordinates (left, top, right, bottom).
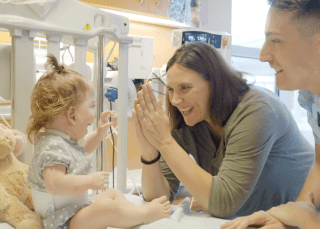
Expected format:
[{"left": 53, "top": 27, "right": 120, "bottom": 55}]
[{"left": 132, "top": 42, "right": 314, "bottom": 218}]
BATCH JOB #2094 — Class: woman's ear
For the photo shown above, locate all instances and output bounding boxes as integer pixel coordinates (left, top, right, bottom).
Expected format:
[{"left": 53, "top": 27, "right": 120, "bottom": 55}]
[{"left": 66, "top": 106, "right": 76, "bottom": 125}]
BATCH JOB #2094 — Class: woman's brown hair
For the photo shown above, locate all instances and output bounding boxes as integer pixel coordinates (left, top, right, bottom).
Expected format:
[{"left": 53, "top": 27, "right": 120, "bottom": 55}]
[
  {"left": 26, "top": 54, "right": 92, "bottom": 143},
  {"left": 166, "top": 42, "right": 249, "bottom": 130}
]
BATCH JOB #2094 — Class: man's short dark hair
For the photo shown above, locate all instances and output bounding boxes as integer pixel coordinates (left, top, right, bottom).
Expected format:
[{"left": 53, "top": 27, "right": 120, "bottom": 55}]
[
  {"left": 267, "top": 0, "right": 320, "bottom": 18},
  {"left": 268, "top": 0, "right": 320, "bottom": 33}
]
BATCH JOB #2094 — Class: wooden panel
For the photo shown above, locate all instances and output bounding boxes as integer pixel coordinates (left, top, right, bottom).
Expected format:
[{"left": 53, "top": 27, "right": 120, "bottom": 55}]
[
  {"left": 80, "top": 0, "right": 149, "bottom": 14},
  {"left": 0, "top": 31, "right": 11, "bottom": 44},
  {"left": 148, "top": 0, "right": 170, "bottom": 18}
]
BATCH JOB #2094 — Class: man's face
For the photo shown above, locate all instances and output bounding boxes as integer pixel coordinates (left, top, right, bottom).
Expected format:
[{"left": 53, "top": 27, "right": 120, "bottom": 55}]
[{"left": 260, "top": 6, "right": 320, "bottom": 93}]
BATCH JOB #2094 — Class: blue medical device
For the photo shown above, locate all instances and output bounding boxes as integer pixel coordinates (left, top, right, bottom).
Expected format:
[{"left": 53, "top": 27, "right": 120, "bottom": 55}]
[{"left": 105, "top": 87, "right": 118, "bottom": 102}]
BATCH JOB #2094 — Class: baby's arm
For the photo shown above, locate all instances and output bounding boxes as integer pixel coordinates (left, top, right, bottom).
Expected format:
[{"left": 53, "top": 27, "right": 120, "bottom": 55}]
[
  {"left": 43, "top": 164, "right": 109, "bottom": 196},
  {"left": 84, "top": 111, "right": 114, "bottom": 154}
]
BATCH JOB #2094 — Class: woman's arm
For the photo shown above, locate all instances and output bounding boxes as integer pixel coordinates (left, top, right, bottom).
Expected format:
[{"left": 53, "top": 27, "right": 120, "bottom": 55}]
[
  {"left": 158, "top": 139, "right": 214, "bottom": 210},
  {"left": 141, "top": 158, "right": 171, "bottom": 201},
  {"left": 43, "top": 164, "right": 109, "bottom": 195},
  {"left": 132, "top": 103, "right": 171, "bottom": 201},
  {"left": 208, "top": 102, "right": 279, "bottom": 217},
  {"left": 84, "top": 111, "right": 114, "bottom": 154}
]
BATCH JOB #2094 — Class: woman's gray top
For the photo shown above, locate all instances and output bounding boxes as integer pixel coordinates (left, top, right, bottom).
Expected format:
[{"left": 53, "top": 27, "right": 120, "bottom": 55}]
[{"left": 160, "top": 86, "right": 315, "bottom": 218}]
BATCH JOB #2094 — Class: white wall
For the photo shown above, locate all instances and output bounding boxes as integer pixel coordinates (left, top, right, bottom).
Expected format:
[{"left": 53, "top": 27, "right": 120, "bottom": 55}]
[{"left": 201, "top": 0, "right": 232, "bottom": 33}]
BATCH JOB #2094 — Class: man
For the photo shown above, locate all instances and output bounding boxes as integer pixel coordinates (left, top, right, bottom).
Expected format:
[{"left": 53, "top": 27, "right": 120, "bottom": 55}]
[{"left": 221, "top": 0, "right": 320, "bottom": 228}]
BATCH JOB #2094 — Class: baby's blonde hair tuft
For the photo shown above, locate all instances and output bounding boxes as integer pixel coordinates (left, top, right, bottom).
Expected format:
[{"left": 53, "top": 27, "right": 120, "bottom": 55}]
[{"left": 26, "top": 54, "right": 92, "bottom": 144}]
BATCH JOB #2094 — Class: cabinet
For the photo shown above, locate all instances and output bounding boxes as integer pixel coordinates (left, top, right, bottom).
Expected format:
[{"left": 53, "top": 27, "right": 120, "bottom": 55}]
[{"left": 80, "top": 0, "right": 171, "bottom": 18}]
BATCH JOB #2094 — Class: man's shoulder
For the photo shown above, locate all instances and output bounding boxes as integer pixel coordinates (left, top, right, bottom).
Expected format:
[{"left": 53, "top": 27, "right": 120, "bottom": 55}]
[
  {"left": 298, "top": 89, "right": 316, "bottom": 112},
  {"left": 297, "top": 89, "right": 320, "bottom": 111}
]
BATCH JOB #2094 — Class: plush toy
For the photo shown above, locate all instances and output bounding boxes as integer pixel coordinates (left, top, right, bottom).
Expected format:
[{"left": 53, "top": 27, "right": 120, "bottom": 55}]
[{"left": 0, "top": 123, "right": 42, "bottom": 229}]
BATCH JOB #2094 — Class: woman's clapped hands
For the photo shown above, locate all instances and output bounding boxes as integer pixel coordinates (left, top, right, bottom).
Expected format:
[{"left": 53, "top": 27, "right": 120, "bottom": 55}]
[{"left": 133, "top": 83, "right": 172, "bottom": 150}]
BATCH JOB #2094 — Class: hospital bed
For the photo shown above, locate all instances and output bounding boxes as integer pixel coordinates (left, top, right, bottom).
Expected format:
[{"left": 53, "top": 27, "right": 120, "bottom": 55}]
[
  {"left": 0, "top": 1, "right": 257, "bottom": 228},
  {"left": 0, "top": 0, "right": 131, "bottom": 192}
]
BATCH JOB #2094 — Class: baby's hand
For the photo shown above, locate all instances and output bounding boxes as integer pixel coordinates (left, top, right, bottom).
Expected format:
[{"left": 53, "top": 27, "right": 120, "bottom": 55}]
[
  {"left": 89, "top": 171, "right": 109, "bottom": 190},
  {"left": 97, "top": 111, "right": 115, "bottom": 135}
]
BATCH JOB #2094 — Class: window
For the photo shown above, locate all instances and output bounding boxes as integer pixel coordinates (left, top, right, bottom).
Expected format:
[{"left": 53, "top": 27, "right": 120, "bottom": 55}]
[
  {"left": 231, "top": 56, "right": 275, "bottom": 92},
  {"left": 232, "top": 0, "right": 268, "bottom": 48},
  {"left": 231, "top": 1, "right": 273, "bottom": 91}
]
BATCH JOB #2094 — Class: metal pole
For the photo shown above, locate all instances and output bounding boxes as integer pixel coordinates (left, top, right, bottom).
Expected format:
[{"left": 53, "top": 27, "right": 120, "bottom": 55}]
[
  {"left": 96, "top": 35, "right": 105, "bottom": 174},
  {"left": 117, "top": 43, "right": 129, "bottom": 192}
]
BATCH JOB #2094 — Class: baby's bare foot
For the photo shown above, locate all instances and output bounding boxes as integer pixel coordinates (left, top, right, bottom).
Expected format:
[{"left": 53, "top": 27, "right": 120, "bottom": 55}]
[{"left": 143, "top": 196, "right": 171, "bottom": 224}]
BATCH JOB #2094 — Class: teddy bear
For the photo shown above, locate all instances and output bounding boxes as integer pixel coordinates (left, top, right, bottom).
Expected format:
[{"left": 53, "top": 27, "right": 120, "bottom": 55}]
[{"left": 0, "top": 123, "right": 42, "bottom": 229}]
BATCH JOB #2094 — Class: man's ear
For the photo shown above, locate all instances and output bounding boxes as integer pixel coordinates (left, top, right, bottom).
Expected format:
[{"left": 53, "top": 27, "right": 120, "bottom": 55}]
[{"left": 66, "top": 106, "right": 76, "bottom": 125}]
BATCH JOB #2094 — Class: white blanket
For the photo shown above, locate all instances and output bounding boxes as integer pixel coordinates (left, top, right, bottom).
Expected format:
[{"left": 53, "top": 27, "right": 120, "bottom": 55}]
[
  {"left": 108, "top": 195, "right": 235, "bottom": 229},
  {"left": 0, "top": 195, "right": 256, "bottom": 229}
]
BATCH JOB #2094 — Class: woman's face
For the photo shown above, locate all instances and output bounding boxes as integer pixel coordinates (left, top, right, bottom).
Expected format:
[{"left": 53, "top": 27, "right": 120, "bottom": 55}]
[{"left": 166, "top": 64, "right": 211, "bottom": 127}]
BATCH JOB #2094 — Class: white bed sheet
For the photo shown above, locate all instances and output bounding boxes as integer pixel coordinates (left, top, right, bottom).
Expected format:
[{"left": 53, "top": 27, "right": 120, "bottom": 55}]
[
  {"left": 0, "top": 195, "right": 257, "bottom": 229},
  {"left": 108, "top": 194, "right": 257, "bottom": 229}
]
